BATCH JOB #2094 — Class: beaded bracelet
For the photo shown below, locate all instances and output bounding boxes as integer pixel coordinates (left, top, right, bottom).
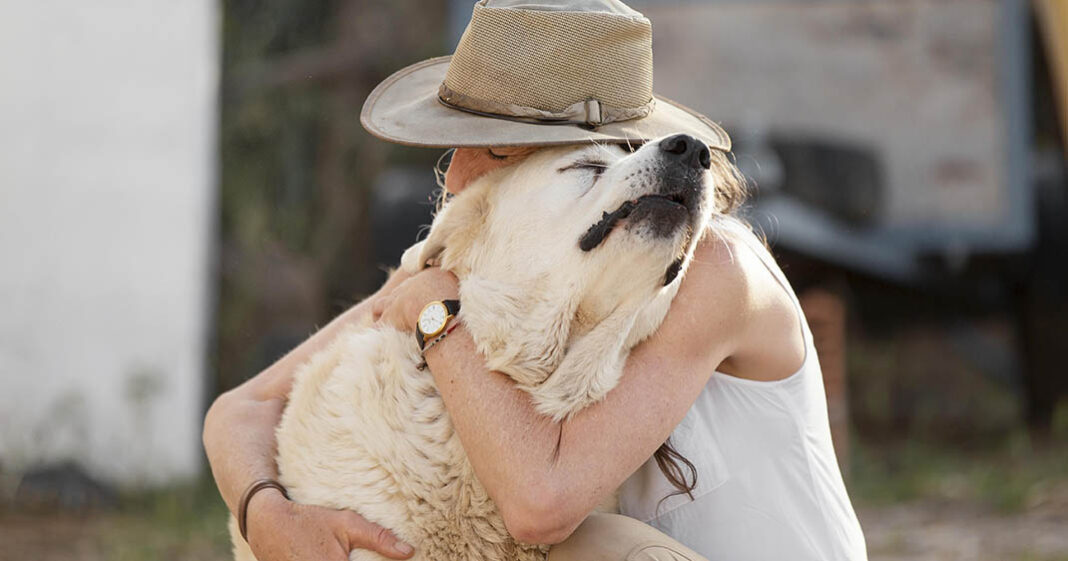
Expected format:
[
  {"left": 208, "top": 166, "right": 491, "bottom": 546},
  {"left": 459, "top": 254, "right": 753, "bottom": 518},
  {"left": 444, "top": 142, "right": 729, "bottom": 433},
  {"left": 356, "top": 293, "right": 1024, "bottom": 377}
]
[{"left": 417, "top": 321, "right": 461, "bottom": 370}]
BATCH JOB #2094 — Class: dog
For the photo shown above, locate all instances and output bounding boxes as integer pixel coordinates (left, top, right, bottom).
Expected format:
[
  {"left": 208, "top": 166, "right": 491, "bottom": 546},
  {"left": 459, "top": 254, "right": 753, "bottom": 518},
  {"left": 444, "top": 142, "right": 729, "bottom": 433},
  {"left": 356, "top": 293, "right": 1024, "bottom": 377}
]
[{"left": 230, "top": 133, "right": 723, "bottom": 561}]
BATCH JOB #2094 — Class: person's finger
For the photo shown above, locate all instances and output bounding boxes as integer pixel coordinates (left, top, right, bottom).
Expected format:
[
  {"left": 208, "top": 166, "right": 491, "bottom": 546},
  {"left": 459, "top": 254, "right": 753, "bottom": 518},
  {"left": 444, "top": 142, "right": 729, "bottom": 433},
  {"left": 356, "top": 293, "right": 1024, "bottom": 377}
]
[{"left": 338, "top": 510, "right": 415, "bottom": 559}]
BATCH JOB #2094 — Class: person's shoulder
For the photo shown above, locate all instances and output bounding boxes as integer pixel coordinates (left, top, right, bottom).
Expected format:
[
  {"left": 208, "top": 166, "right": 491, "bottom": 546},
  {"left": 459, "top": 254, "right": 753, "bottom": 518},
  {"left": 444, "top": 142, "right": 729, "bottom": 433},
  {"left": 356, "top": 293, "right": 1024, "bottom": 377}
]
[
  {"left": 657, "top": 220, "right": 762, "bottom": 366},
  {"left": 691, "top": 218, "right": 807, "bottom": 380},
  {"left": 683, "top": 218, "right": 795, "bottom": 336},
  {"left": 684, "top": 219, "right": 763, "bottom": 307},
  {"left": 670, "top": 222, "right": 756, "bottom": 338}
]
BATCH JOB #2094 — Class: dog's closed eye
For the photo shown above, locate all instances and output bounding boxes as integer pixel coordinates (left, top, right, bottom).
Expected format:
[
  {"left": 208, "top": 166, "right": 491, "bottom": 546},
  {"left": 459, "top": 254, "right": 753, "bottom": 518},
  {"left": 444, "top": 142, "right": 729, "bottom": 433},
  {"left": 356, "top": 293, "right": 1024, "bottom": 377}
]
[{"left": 558, "top": 161, "right": 608, "bottom": 179}]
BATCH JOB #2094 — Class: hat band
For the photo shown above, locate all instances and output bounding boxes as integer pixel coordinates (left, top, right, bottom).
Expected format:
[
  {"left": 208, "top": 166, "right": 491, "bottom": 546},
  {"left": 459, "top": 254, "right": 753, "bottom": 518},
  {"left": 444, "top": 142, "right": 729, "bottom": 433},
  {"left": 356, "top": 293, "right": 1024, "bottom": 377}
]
[{"left": 438, "top": 83, "right": 654, "bottom": 128}]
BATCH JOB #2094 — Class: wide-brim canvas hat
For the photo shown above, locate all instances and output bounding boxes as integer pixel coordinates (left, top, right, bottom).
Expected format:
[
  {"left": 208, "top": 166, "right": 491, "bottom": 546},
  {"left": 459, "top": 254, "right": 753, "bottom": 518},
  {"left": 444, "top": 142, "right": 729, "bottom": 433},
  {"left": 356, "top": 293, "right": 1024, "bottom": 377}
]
[{"left": 360, "top": 0, "right": 731, "bottom": 152}]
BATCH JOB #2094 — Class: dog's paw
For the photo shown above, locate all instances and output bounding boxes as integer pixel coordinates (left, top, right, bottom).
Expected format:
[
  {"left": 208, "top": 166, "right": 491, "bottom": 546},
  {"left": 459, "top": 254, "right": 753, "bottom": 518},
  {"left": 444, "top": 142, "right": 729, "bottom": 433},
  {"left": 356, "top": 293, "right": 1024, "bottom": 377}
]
[
  {"left": 400, "top": 240, "right": 428, "bottom": 273},
  {"left": 527, "top": 382, "right": 608, "bottom": 423}
]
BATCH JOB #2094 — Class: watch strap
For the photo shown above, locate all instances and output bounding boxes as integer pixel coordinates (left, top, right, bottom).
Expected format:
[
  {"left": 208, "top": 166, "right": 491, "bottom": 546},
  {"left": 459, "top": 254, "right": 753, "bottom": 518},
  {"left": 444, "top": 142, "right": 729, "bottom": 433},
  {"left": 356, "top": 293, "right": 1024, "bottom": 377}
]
[{"left": 417, "top": 328, "right": 428, "bottom": 350}]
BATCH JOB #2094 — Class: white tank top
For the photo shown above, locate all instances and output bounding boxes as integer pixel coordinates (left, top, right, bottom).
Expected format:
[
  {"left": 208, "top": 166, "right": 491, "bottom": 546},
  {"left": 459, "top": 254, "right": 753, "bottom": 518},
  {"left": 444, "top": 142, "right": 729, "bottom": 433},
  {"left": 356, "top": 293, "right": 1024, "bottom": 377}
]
[{"left": 618, "top": 220, "right": 868, "bottom": 561}]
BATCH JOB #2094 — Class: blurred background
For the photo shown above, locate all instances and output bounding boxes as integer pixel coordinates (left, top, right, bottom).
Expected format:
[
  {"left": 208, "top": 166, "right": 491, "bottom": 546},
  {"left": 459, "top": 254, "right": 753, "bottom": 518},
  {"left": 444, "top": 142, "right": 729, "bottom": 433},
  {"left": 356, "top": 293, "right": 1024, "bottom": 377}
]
[{"left": 1, "top": 0, "right": 1065, "bottom": 559}]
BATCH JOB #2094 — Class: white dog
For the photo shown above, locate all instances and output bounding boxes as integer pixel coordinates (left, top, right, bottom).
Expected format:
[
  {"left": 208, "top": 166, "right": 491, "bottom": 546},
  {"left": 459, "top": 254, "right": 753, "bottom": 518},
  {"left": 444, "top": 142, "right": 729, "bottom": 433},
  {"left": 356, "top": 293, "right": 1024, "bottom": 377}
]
[{"left": 231, "top": 134, "right": 722, "bottom": 561}]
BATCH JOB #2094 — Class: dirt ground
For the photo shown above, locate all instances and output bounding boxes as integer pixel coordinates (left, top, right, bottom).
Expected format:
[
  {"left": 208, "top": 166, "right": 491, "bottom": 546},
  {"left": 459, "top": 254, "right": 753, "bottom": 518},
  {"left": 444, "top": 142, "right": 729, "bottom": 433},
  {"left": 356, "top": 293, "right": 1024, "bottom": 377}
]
[
  {"left": 859, "top": 501, "right": 1068, "bottom": 561},
  {"left": 0, "top": 511, "right": 231, "bottom": 561},
  {"left": 2, "top": 500, "right": 1067, "bottom": 561}
]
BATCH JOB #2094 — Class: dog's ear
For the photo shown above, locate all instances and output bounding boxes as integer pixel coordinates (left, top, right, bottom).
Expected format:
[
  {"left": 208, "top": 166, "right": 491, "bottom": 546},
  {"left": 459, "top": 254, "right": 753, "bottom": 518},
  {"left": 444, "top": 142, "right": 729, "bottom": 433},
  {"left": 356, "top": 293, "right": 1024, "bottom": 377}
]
[
  {"left": 524, "top": 306, "right": 637, "bottom": 422},
  {"left": 400, "top": 186, "right": 489, "bottom": 275}
]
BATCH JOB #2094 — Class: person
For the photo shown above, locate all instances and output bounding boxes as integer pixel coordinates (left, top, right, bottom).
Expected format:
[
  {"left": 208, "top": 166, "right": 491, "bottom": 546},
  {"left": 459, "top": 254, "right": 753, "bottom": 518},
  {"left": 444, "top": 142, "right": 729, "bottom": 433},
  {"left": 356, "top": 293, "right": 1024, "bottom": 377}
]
[{"left": 202, "top": 1, "right": 868, "bottom": 560}]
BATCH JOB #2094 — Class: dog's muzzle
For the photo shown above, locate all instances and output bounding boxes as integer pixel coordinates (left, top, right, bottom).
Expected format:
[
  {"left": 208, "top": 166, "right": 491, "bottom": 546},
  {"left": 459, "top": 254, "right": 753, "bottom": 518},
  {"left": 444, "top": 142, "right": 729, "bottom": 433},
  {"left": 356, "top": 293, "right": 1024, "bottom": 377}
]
[{"left": 579, "top": 134, "right": 709, "bottom": 252}]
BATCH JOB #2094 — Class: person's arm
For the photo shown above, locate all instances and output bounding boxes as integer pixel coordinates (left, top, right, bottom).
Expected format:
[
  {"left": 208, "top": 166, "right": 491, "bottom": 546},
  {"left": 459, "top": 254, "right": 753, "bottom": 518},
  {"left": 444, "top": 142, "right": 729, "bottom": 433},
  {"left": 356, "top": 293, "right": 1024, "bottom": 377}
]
[
  {"left": 203, "top": 268, "right": 416, "bottom": 560},
  {"left": 377, "top": 238, "right": 750, "bottom": 544}
]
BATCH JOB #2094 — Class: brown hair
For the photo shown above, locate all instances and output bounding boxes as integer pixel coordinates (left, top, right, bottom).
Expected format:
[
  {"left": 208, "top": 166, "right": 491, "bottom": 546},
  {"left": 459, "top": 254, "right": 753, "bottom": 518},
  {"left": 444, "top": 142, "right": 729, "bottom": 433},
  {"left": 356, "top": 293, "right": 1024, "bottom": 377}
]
[
  {"left": 708, "top": 148, "right": 749, "bottom": 214},
  {"left": 653, "top": 439, "right": 699, "bottom": 502}
]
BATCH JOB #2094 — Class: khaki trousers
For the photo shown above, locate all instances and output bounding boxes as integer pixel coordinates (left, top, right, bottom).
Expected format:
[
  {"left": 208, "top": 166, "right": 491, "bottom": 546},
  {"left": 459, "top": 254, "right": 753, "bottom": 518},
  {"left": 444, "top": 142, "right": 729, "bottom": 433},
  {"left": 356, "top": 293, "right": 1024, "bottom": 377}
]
[{"left": 548, "top": 514, "right": 708, "bottom": 561}]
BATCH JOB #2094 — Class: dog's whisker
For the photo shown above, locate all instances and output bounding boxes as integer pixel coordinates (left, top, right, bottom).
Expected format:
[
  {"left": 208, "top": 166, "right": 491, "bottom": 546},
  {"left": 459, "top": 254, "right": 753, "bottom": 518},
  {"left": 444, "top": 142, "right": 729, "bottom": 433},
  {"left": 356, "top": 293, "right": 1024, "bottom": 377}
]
[
  {"left": 592, "top": 140, "right": 617, "bottom": 162},
  {"left": 703, "top": 222, "right": 737, "bottom": 264},
  {"left": 415, "top": 223, "right": 433, "bottom": 242},
  {"left": 433, "top": 148, "right": 455, "bottom": 191}
]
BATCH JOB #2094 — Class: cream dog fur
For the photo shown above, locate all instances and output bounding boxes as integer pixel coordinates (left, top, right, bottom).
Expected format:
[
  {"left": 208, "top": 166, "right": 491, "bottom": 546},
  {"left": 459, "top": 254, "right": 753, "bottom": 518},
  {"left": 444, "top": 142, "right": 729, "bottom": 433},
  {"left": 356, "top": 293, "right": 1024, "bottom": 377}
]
[{"left": 230, "top": 136, "right": 719, "bottom": 561}]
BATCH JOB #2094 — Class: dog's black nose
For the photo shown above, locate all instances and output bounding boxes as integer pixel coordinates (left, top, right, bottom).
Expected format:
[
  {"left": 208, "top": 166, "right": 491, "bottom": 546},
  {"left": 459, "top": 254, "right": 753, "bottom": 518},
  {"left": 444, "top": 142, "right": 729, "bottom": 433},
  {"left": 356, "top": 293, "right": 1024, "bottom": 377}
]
[{"left": 659, "top": 134, "right": 711, "bottom": 170}]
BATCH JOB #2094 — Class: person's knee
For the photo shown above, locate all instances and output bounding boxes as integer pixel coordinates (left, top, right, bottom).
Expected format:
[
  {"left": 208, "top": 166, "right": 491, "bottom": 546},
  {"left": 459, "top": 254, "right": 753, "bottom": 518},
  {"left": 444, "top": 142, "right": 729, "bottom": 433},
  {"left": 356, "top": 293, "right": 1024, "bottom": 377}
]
[{"left": 547, "top": 513, "right": 708, "bottom": 561}]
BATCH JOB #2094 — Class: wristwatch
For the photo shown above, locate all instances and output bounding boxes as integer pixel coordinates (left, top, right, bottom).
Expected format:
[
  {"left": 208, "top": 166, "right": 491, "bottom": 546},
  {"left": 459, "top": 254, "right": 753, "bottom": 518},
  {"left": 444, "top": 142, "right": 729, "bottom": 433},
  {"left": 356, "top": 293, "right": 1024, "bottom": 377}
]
[{"left": 416, "top": 299, "right": 460, "bottom": 350}]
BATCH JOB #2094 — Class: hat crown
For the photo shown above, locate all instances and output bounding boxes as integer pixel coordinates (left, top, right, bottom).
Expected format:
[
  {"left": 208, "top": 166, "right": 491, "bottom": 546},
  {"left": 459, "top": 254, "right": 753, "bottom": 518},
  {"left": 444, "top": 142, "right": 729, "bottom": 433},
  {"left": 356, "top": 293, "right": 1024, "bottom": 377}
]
[{"left": 441, "top": 0, "right": 654, "bottom": 127}]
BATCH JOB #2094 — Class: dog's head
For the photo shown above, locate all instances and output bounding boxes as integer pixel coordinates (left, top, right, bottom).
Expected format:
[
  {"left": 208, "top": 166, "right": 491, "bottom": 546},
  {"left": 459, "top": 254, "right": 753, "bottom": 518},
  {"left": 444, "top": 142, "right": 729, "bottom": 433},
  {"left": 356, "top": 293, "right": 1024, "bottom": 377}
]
[{"left": 402, "top": 134, "right": 742, "bottom": 418}]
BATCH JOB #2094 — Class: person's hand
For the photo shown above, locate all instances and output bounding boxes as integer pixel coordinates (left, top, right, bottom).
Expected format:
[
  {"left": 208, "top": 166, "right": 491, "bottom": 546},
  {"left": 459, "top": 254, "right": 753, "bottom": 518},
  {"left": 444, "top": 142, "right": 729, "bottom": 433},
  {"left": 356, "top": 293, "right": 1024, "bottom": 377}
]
[
  {"left": 372, "top": 267, "right": 460, "bottom": 332},
  {"left": 245, "top": 490, "right": 415, "bottom": 561}
]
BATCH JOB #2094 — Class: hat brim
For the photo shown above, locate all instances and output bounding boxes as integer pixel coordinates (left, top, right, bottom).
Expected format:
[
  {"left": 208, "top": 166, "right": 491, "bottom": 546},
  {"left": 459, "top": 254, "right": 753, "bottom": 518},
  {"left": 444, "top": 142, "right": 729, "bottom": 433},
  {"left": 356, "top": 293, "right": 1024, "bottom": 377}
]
[{"left": 360, "top": 56, "right": 731, "bottom": 152}]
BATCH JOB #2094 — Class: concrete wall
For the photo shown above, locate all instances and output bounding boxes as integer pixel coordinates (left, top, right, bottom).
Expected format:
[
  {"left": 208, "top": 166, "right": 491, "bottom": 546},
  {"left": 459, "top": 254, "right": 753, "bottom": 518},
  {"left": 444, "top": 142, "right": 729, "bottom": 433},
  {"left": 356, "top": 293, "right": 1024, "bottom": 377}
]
[{"left": 0, "top": 1, "right": 218, "bottom": 486}]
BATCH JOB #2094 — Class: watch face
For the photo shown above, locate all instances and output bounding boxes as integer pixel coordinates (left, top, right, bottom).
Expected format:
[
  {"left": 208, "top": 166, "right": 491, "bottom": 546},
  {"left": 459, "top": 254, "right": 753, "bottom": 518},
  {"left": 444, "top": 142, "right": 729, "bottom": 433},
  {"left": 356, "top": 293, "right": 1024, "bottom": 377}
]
[{"left": 419, "top": 302, "right": 448, "bottom": 336}]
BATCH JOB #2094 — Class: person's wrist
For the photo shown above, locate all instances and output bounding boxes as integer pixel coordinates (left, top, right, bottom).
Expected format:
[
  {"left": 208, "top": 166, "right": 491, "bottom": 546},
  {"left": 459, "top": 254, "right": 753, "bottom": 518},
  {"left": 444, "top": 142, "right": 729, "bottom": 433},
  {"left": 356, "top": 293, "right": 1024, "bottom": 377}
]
[
  {"left": 409, "top": 272, "right": 460, "bottom": 329},
  {"left": 423, "top": 320, "right": 462, "bottom": 364},
  {"left": 245, "top": 487, "right": 288, "bottom": 548}
]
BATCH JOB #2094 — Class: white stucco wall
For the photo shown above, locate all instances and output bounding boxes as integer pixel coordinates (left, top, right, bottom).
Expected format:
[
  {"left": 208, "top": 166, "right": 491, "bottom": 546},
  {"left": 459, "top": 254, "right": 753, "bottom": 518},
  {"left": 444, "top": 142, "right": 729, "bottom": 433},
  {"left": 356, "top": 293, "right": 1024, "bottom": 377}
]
[{"left": 0, "top": 2, "right": 218, "bottom": 486}]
